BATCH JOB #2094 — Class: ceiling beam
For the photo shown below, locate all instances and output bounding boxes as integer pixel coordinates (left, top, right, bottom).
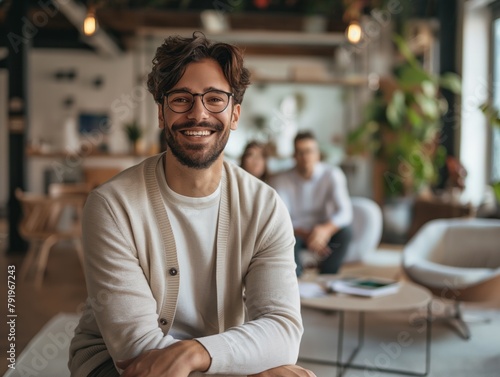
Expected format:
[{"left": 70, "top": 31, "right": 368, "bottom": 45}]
[{"left": 52, "top": 0, "right": 121, "bottom": 57}]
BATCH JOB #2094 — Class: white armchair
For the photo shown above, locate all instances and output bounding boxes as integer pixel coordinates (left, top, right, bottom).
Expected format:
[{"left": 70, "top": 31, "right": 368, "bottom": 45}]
[
  {"left": 403, "top": 217, "right": 500, "bottom": 338},
  {"left": 344, "top": 196, "right": 383, "bottom": 263},
  {"left": 300, "top": 196, "right": 383, "bottom": 266}
]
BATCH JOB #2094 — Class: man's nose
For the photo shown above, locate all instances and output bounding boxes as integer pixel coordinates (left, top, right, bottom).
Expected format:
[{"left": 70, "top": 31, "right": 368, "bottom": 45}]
[{"left": 187, "top": 95, "right": 209, "bottom": 121}]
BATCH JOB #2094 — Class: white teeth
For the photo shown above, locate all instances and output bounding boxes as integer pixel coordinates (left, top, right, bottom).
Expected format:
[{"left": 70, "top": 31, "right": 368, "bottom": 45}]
[{"left": 183, "top": 130, "right": 211, "bottom": 136}]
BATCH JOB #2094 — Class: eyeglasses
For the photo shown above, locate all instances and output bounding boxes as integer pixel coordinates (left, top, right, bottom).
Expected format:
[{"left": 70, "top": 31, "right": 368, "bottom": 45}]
[{"left": 164, "top": 89, "right": 234, "bottom": 114}]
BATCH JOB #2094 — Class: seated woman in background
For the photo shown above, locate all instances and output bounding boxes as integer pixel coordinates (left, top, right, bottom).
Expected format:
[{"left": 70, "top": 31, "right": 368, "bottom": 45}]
[{"left": 240, "top": 141, "right": 269, "bottom": 182}]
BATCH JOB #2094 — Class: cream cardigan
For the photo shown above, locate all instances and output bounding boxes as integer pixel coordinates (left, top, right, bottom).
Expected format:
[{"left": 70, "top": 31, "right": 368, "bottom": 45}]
[{"left": 69, "top": 153, "right": 302, "bottom": 376}]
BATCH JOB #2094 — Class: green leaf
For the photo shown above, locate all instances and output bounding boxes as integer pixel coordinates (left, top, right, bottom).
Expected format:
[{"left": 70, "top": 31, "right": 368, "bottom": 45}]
[
  {"left": 398, "top": 64, "right": 432, "bottom": 89},
  {"left": 493, "top": 182, "right": 500, "bottom": 203},
  {"left": 415, "top": 93, "right": 439, "bottom": 119},
  {"left": 439, "top": 72, "right": 462, "bottom": 94},
  {"left": 365, "top": 96, "right": 387, "bottom": 123},
  {"left": 421, "top": 81, "right": 437, "bottom": 97},
  {"left": 392, "top": 34, "right": 420, "bottom": 69},
  {"left": 480, "top": 102, "right": 500, "bottom": 126},
  {"left": 407, "top": 107, "right": 423, "bottom": 129},
  {"left": 479, "top": 102, "right": 489, "bottom": 113},
  {"left": 386, "top": 90, "right": 406, "bottom": 127}
]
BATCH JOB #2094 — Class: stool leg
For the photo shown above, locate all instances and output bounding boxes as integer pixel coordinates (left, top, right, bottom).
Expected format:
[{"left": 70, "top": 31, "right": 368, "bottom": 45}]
[
  {"left": 34, "top": 235, "right": 58, "bottom": 289},
  {"left": 20, "top": 241, "right": 40, "bottom": 282}
]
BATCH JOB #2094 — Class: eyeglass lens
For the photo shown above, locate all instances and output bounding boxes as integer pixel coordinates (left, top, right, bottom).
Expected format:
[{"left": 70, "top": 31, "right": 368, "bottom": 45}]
[{"left": 167, "top": 90, "right": 231, "bottom": 113}]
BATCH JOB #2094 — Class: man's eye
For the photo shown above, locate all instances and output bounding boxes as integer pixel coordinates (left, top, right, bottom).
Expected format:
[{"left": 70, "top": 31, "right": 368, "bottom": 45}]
[
  {"left": 206, "top": 96, "right": 224, "bottom": 103},
  {"left": 171, "top": 97, "right": 191, "bottom": 103},
  {"left": 208, "top": 97, "right": 222, "bottom": 103}
]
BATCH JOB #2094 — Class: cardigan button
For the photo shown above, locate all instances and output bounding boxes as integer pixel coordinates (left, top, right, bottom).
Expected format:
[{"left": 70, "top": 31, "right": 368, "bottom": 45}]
[
  {"left": 169, "top": 267, "right": 178, "bottom": 276},
  {"left": 159, "top": 318, "right": 167, "bottom": 326}
]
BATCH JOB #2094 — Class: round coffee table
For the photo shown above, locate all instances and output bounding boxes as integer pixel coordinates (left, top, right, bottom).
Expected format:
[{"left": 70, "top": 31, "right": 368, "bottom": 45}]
[{"left": 300, "top": 277, "right": 433, "bottom": 377}]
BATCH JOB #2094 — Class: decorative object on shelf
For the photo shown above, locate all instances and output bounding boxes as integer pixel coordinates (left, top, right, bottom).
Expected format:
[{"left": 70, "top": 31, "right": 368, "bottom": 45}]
[
  {"left": 92, "top": 75, "right": 104, "bottom": 89},
  {"left": 302, "top": 14, "right": 328, "bottom": 33},
  {"left": 62, "top": 96, "right": 80, "bottom": 153},
  {"left": 123, "top": 121, "right": 143, "bottom": 154},
  {"left": 347, "top": 34, "right": 462, "bottom": 203},
  {"left": 200, "top": 9, "right": 229, "bottom": 32},
  {"left": 53, "top": 69, "right": 77, "bottom": 81}
]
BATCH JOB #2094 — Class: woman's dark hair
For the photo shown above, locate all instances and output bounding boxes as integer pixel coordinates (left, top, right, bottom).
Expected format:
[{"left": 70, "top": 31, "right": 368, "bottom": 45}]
[
  {"left": 147, "top": 31, "right": 251, "bottom": 105},
  {"left": 240, "top": 141, "right": 268, "bottom": 181}
]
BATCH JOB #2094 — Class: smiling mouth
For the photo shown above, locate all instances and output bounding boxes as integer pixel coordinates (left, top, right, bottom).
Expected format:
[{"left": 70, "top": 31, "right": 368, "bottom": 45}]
[{"left": 181, "top": 130, "right": 214, "bottom": 137}]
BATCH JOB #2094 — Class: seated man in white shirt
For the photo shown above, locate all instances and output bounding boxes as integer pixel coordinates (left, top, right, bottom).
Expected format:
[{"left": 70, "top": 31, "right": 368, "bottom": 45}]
[{"left": 270, "top": 131, "right": 353, "bottom": 277}]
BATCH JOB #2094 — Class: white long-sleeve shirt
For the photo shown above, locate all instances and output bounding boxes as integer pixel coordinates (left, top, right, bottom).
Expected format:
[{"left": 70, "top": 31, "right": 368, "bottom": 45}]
[
  {"left": 68, "top": 154, "right": 302, "bottom": 377},
  {"left": 269, "top": 162, "right": 353, "bottom": 230}
]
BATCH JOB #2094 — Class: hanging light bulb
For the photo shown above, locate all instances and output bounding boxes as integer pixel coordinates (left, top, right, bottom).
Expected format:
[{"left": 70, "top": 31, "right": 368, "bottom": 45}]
[
  {"left": 346, "top": 20, "right": 362, "bottom": 44},
  {"left": 83, "top": 3, "right": 98, "bottom": 36}
]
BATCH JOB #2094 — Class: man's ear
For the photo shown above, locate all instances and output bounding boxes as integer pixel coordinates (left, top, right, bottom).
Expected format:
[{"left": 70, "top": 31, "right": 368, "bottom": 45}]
[
  {"left": 157, "top": 103, "right": 164, "bottom": 129},
  {"left": 230, "top": 104, "right": 241, "bottom": 131}
]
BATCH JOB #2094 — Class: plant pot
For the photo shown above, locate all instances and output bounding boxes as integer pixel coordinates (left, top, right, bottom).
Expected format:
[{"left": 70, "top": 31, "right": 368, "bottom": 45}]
[
  {"left": 381, "top": 196, "right": 414, "bottom": 244},
  {"left": 302, "top": 15, "right": 328, "bottom": 33},
  {"left": 131, "top": 141, "right": 139, "bottom": 155}
]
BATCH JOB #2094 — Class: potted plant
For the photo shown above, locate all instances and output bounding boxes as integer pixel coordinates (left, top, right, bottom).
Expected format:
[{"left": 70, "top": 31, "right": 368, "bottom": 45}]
[
  {"left": 347, "top": 34, "right": 461, "bottom": 202},
  {"left": 346, "top": 34, "right": 461, "bottom": 241},
  {"left": 123, "top": 121, "right": 143, "bottom": 154}
]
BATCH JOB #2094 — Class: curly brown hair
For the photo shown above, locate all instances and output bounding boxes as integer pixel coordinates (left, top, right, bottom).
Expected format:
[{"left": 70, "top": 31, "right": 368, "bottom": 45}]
[{"left": 147, "top": 31, "right": 251, "bottom": 105}]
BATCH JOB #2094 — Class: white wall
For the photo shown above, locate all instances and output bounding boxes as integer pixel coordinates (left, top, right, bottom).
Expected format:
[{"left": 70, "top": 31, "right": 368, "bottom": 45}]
[
  {"left": 29, "top": 49, "right": 138, "bottom": 154},
  {"left": 27, "top": 49, "right": 146, "bottom": 192},
  {"left": 0, "top": 70, "right": 7, "bottom": 211},
  {"left": 26, "top": 47, "right": 356, "bottom": 192},
  {"left": 460, "top": 2, "right": 491, "bottom": 206},
  {"left": 228, "top": 82, "right": 346, "bottom": 160}
]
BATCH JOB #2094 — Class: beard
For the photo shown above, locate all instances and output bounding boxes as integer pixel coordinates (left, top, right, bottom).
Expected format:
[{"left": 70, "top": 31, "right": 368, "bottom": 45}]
[{"left": 163, "top": 118, "right": 230, "bottom": 169}]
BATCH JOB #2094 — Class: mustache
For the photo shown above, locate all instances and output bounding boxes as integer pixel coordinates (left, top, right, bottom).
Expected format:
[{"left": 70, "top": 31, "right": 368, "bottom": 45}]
[{"left": 171, "top": 120, "right": 224, "bottom": 132}]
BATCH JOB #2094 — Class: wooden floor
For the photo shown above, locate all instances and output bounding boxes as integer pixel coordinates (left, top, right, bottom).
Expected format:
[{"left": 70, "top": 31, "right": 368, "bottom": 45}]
[{"left": 0, "top": 219, "right": 87, "bottom": 375}]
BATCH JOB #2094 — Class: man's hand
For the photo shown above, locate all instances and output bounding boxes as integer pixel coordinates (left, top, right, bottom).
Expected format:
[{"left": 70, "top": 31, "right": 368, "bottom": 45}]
[
  {"left": 294, "top": 228, "right": 310, "bottom": 240},
  {"left": 249, "top": 365, "right": 317, "bottom": 377},
  {"left": 306, "top": 222, "right": 337, "bottom": 256},
  {"left": 116, "top": 340, "right": 211, "bottom": 377}
]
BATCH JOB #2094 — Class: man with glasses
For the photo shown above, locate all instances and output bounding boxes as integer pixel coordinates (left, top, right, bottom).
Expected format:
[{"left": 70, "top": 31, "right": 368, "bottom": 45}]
[
  {"left": 270, "top": 131, "right": 353, "bottom": 278},
  {"left": 69, "top": 33, "right": 314, "bottom": 377}
]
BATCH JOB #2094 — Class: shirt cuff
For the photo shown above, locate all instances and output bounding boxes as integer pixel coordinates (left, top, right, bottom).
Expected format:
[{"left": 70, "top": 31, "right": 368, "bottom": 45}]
[{"left": 195, "top": 334, "right": 233, "bottom": 374}]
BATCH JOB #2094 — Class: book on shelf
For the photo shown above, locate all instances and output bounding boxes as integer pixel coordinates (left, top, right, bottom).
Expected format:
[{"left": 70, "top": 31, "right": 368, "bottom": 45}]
[{"left": 327, "top": 277, "right": 400, "bottom": 297}]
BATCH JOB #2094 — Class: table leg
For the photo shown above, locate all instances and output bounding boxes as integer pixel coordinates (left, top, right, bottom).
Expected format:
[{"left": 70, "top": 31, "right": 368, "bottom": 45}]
[
  {"left": 299, "top": 307, "right": 431, "bottom": 376},
  {"left": 299, "top": 311, "right": 364, "bottom": 376},
  {"left": 336, "top": 311, "right": 343, "bottom": 377},
  {"left": 425, "top": 303, "right": 432, "bottom": 375}
]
